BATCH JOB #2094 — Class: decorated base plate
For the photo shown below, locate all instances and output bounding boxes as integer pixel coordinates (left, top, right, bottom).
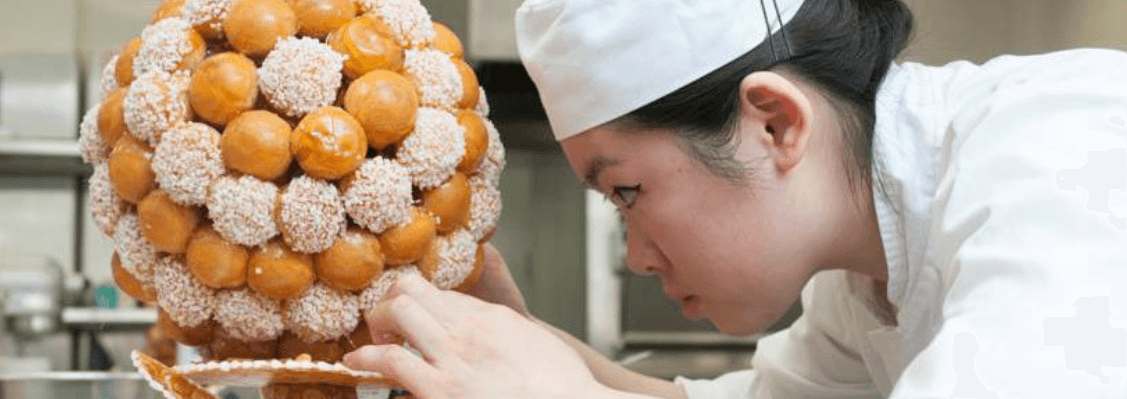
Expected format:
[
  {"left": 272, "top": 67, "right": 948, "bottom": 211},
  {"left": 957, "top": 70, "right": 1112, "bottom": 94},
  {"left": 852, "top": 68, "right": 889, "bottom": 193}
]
[{"left": 132, "top": 351, "right": 402, "bottom": 398}]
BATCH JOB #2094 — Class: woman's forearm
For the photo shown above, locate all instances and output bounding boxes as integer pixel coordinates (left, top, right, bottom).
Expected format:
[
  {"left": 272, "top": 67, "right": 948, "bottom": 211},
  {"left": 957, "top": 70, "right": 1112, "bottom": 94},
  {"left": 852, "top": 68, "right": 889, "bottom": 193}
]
[{"left": 535, "top": 319, "right": 688, "bottom": 399}]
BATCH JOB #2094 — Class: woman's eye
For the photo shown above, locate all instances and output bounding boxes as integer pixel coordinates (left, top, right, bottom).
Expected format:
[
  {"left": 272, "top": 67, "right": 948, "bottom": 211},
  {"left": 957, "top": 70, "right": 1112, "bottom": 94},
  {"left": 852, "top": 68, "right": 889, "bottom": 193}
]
[{"left": 611, "top": 184, "right": 641, "bottom": 209}]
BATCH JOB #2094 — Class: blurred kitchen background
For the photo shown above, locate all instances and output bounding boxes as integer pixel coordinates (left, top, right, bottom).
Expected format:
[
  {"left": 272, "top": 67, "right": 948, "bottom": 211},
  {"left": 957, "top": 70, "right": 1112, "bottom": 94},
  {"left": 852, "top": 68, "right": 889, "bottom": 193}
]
[{"left": 0, "top": 0, "right": 1125, "bottom": 397}]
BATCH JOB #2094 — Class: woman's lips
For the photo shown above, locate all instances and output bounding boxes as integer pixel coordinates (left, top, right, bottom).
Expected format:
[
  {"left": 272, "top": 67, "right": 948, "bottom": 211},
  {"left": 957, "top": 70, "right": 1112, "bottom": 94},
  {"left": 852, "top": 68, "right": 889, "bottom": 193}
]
[{"left": 681, "top": 295, "right": 703, "bottom": 320}]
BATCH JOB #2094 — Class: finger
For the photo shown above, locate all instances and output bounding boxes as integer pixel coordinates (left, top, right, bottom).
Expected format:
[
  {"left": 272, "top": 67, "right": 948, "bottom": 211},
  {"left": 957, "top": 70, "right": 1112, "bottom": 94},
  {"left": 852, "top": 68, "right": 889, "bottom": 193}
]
[
  {"left": 365, "top": 293, "right": 452, "bottom": 361},
  {"left": 392, "top": 272, "right": 473, "bottom": 318},
  {"left": 343, "top": 344, "right": 440, "bottom": 397}
]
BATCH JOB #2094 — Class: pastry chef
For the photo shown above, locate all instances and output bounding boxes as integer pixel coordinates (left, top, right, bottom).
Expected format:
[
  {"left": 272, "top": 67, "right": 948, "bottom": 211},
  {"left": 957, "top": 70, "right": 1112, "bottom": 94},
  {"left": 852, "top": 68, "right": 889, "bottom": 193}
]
[{"left": 344, "top": 0, "right": 1127, "bottom": 397}]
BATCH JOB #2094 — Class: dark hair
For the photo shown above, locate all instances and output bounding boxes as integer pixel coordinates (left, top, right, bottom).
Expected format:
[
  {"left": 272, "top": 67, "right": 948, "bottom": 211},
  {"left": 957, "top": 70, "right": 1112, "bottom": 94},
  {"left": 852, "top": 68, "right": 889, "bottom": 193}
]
[{"left": 613, "top": 0, "right": 914, "bottom": 189}]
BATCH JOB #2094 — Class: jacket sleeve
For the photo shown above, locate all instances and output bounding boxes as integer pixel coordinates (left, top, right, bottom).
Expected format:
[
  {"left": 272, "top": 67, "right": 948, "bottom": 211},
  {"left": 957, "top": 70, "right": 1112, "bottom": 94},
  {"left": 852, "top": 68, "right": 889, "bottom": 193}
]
[
  {"left": 675, "top": 272, "right": 884, "bottom": 399},
  {"left": 890, "top": 49, "right": 1127, "bottom": 398}
]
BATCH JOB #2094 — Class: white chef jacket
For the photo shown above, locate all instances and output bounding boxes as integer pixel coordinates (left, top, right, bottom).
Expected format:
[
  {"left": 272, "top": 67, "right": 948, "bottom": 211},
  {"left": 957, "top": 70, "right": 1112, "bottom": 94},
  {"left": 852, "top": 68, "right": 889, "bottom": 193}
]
[{"left": 676, "top": 48, "right": 1127, "bottom": 398}]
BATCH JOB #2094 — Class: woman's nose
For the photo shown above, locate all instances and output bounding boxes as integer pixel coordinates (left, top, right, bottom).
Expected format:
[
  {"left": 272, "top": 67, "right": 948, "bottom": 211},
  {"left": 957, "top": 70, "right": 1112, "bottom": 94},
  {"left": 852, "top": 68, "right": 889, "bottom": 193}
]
[{"left": 623, "top": 228, "right": 659, "bottom": 276}]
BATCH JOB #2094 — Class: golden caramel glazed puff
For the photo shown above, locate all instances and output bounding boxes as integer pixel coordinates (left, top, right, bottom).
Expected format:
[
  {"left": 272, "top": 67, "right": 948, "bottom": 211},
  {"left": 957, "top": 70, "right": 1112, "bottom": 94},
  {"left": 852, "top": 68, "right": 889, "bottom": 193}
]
[
  {"left": 415, "top": 239, "right": 440, "bottom": 281},
  {"left": 247, "top": 238, "right": 315, "bottom": 300},
  {"left": 202, "top": 328, "right": 279, "bottom": 361},
  {"left": 112, "top": 253, "right": 158, "bottom": 303},
  {"left": 421, "top": 172, "right": 470, "bottom": 234},
  {"left": 261, "top": 383, "right": 357, "bottom": 399},
  {"left": 114, "top": 38, "right": 142, "bottom": 86},
  {"left": 314, "top": 226, "right": 383, "bottom": 292},
  {"left": 108, "top": 135, "right": 157, "bottom": 204},
  {"left": 378, "top": 207, "right": 437, "bottom": 266},
  {"left": 157, "top": 307, "right": 216, "bottom": 346},
  {"left": 290, "top": 0, "right": 356, "bottom": 39},
  {"left": 454, "top": 244, "right": 486, "bottom": 293},
  {"left": 97, "top": 87, "right": 129, "bottom": 146},
  {"left": 276, "top": 331, "right": 346, "bottom": 363},
  {"left": 290, "top": 106, "right": 367, "bottom": 180},
  {"left": 224, "top": 0, "right": 298, "bottom": 58},
  {"left": 150, "top": 0, "right": 185, "bottom": 22},
  {"left": 186, "top": 225, "right": 250, "bottom": 289},
  {"left": 456, "top": 110, "right": 487, "bottom": 173},
  {"left": 327, "top": 15, "right": 404, "bottom": 79},
  {"left": 431, "top": 21, "right": 464, "bottom": 59},
  {"left": 342, "top": 70, "right": 418, "bottom": 149},
  {"left": 221, "top": 110, "right": 294, "bottom": 180},
  {"left": 453, "top": 58, "right": 480, "bottom": 109},
  {"left": 189, "top": 52, "right": 259, "bottom": 127},
  {"left": 137, "top": 189, "right": 201, "bottom": 254}
]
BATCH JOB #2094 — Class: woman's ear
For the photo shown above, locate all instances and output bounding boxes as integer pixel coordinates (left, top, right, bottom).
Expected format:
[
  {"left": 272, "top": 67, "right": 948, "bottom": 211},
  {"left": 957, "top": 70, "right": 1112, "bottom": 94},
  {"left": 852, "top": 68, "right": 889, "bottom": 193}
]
[{"left": 737, "top": 71, "right": 814, "bottom": 172}]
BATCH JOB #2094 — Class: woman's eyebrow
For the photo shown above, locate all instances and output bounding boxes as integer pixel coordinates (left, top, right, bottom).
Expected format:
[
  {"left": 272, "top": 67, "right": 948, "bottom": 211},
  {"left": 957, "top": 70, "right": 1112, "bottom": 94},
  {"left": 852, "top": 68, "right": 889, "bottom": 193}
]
[{"left": 584, "top": 155, "right": 621, "bottom": 189}]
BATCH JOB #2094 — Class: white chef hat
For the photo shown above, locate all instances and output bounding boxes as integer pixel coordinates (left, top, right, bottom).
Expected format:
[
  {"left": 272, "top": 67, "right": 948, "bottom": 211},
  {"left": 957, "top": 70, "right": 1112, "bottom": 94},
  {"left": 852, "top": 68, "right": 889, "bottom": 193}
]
[{"left": 516, "top": 0, "right": 805, "bottom": 141}]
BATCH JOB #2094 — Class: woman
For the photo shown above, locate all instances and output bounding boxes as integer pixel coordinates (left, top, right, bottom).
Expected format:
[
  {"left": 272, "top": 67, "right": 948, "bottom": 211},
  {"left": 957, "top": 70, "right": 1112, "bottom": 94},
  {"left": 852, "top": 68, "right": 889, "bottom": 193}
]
[{"left": 344, "top": 0, "right": 1127, "bottom": 397}]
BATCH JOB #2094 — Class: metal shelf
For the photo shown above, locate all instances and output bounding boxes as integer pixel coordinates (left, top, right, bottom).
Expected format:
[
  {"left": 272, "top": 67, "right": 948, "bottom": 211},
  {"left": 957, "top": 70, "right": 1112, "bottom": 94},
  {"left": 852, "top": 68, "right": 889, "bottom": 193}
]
[
  {"left": 61, "top": 307, "right": 157, "bottom": 332},
  {"left": 0, "top": 139, "right": 80, "bottom": 158},
  {"left": 0, "top": 139, "right": 89, "bottom": 176}
]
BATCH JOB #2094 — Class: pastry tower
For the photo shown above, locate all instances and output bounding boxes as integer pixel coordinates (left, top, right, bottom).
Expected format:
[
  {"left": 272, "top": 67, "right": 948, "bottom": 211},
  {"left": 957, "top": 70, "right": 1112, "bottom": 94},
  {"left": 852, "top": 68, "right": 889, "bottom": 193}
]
[{"left": 80, "top": 0, "right": 503, "bottom": 389}]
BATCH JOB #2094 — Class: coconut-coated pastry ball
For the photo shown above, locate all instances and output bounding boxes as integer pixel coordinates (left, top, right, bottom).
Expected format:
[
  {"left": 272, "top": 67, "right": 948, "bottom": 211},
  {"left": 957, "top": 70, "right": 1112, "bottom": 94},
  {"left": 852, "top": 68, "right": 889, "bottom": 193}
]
[
  {"left": 404, "top": 48, "right": 461, "bottom": 109},
  {"left": 397, "top": 107, "right": 464, "bottom": 189},
  {"left": 182, "top": 0, "right": 233, "bottom": 41},
  {"left": 290, "top": 106, "right": 367, "bottom": 180},
  {"left": 207, "top": 175, "right": 280, "bottom": 247},
  {"left": 431, "top": 21, "right": 463, "bottom": 58},
  {"left": 247, "top": 238, "right": 315, "bottom": 300},
  {"left": 467, "top": 174, "right": 502, "bottom": 242},
  {"left": 114, "top": 38, "right": 142, "bottom": 86},
  {"left": 290, "top": 0, "right": 356, "bottom": 39},
  {"left": 153, "top": 256, "right": 217, "bottom": 329},
  {"left": 453, "top": 58, "right": 480, "bottom": 109},
  {"left": 456, "top": 109, "right": 487, "bottom": 173},
  {"left": 327, "top": 16, "right": 404, "bottom": 79},
  {"left": 107, "top": 135, "right": 157, "bottom": 204},
  {"left": 221, "top": 110, "right": 294, "bottom": 181},
  {"left": 137, "top": 189, "right": 201, "bottom": 254},
  {"left": 378, "top": 207, "right": 436, "bottom": 265},
  {"left": 112, "top": 253, "right": 157, "bottom": 303},
  {"left": 113, "top": 213, "right": 159, "bottom": 288},
  {"left": 363, "top": 0, "right": 434, "bottom": 48},
  {"left": 277, "top": 175, "right": 347, "bottom": 253},
  {"left": 186, "top": 225, "right": 249, "bottom": 289},
  {"left": 454, "top": 244, "right": 486, "bottom": 293},
  {"left": 313, "top": 226, "right": 383, "bottom": 292},
  {"left": 342, "top": 70, "right": 418, "bottom": 149},
  {"left": 257, "top": 37, "right": 345, "bottom": 118},
  {"left": 214, "top": 287, "right": 285, "bottom": 341},
  {"left": 157, "top": 307, "right": 215, "bottom": 346},
  {"left": 123, "top": 70, "right": 191, "bottom": 146},
  {"left": 189, "top": 52, "right": 259, "bottom": 127},
  {"left": 340, "top": 157, "right": 413, "bottom": 233},
  {"left": 421, "top": 172, "right": 470, "bottom": 234},
  {"left": 151, "top": 0, "right": 185, "bottom": 22},
  {"left": 79, "top": 105, "right": 109, "bottom": 164},
  {"left": 283, "top": 283, "right": 359, "bottom": 343},
  {"left": 224, "top": 0, "right": 298, "bottom": 58},
  {"left": 97, "top": 87, "right": 129, "bottom": 146},
  {"left": 133, "top": 17, "right": 207, "bottom": 76},
  {"left": 88, "top": 163, "right": 127, "bottom": 237},
  {"left": 152, "top": 122, "right": 225, "bottom": 206},
  {"left": 431, "top": 229, "right": 476, "bottom": 290}
]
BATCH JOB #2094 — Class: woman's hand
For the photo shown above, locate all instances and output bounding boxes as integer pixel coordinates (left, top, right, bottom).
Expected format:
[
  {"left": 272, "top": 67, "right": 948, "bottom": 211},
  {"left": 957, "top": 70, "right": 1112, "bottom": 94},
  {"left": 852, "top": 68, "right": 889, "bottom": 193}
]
[
  {"left": 343, "top": 273, "right": 610, "bottom": 399},
  {"left": 463, "top": 243, "right": 531, "bottom": 317}
]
